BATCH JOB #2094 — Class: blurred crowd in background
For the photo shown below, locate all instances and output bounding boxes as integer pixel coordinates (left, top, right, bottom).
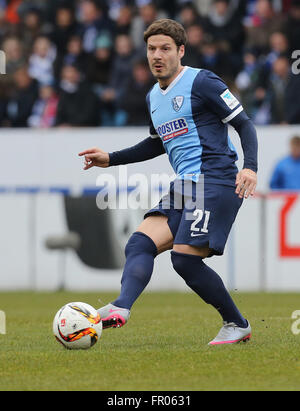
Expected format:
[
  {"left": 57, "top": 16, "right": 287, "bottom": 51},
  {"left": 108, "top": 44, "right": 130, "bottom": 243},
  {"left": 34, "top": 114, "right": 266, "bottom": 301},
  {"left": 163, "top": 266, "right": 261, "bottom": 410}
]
[{"left": 0, "top": 0, "right": 300, "bottom": 128}]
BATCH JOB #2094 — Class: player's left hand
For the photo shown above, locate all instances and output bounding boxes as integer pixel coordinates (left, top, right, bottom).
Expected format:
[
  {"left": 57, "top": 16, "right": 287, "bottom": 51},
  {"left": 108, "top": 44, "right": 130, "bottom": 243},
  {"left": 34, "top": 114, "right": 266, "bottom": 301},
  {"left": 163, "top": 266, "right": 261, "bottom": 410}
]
[{"left": 235, "top": 169, "right": 257, "bottom": 199}]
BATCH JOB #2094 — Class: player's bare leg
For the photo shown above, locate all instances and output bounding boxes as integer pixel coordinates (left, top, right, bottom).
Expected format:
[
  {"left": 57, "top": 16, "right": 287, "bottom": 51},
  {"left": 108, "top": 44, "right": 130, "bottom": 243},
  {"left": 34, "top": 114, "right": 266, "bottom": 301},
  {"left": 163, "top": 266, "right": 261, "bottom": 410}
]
[
  {"left": 98, "top": 215, "right": 174, "bottom": 329},
  {"left": 173, "top": 244, "right": 212, "bottom": 258},
  {"left": 172, "top": 244, "right": 251, "bottom": 345},
  {"left": 137, "top": 215, "right": 174, "bottom": 255}
]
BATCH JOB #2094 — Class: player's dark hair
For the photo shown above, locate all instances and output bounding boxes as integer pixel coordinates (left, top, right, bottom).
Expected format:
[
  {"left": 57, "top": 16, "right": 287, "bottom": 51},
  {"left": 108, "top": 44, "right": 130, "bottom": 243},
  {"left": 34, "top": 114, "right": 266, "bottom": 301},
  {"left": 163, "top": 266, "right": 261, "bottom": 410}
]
[{"left": 144, "top": 19, "right": 187, "bottom": 48}]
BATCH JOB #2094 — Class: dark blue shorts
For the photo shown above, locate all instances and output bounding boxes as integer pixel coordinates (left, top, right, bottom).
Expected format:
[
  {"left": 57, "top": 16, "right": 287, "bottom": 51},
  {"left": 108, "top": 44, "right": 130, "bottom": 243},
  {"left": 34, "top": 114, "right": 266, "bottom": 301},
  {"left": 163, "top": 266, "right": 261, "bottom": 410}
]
[{"left": 144, "top": 179, "right": 243, "bottom": 256}]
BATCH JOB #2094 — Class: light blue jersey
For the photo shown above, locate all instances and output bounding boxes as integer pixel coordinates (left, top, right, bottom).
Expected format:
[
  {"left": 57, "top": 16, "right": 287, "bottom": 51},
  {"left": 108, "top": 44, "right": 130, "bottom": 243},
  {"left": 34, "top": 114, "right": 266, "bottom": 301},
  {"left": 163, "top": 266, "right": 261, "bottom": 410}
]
[{"left": 146, "top": 66, "right": 244, "bottom": 186}]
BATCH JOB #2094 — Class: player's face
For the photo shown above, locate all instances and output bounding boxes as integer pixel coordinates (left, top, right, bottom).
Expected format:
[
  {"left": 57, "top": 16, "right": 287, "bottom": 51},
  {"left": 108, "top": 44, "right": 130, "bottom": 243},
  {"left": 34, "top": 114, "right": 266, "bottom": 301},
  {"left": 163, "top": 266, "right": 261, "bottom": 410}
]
[{"left": 147, "top": 34, "right": 185, "bottom": 86}]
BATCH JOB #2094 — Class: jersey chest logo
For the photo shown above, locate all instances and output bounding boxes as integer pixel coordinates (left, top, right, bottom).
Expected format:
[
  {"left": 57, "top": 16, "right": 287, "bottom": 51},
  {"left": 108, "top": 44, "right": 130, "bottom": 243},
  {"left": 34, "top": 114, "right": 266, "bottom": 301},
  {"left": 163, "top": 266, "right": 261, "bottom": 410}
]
[
  {"left": 172, "top": 96, "right": 184, "bottom": 112},
  {"left": 157, "top": 118, "right": 189, "bottom": 142}
]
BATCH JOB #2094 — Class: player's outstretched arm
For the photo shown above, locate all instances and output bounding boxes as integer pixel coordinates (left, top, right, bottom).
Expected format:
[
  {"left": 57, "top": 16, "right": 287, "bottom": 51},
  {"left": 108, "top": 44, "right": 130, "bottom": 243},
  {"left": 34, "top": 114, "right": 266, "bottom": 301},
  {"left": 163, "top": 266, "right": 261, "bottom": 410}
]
[{"left": 79, "top": 137, "right": 165, "bottom": 171}]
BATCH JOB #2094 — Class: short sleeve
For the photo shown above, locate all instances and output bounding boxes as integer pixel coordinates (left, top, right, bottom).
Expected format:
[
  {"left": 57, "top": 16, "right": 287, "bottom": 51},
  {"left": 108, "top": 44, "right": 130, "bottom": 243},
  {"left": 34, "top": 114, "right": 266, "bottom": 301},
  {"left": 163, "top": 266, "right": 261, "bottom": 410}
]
[{"left": 200, "top": 71, "right": 244, "bottom": 124}]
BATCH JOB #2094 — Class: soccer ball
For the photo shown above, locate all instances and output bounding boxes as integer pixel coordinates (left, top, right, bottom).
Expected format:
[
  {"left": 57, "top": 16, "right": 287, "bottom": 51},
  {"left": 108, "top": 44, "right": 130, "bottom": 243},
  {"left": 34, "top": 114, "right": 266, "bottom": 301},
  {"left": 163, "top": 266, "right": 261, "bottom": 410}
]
[{"left": 53, "top": 302, "right": 102, "bottom": 350}]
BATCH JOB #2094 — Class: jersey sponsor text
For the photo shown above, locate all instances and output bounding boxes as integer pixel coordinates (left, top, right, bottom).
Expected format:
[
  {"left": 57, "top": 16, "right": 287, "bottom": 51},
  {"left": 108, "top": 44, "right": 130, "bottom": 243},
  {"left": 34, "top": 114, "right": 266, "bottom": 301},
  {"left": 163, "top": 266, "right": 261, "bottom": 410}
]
[{"left": 157, "top": 118, "right": 189, "bottom": 142}]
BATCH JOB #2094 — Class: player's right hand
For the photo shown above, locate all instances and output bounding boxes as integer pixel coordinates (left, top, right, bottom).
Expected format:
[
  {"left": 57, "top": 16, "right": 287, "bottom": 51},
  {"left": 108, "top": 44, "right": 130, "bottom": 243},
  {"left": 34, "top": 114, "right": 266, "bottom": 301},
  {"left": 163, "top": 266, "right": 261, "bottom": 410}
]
[{"left": 78, "top": 147, "right": 110, "bottom": 170}]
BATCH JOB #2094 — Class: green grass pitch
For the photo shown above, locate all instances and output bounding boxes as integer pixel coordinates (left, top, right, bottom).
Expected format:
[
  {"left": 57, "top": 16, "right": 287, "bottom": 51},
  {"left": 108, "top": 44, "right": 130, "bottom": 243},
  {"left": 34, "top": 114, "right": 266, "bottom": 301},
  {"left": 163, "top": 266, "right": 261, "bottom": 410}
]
[{"left": 0, "top": 291, "right": 300, "bottom": 391}]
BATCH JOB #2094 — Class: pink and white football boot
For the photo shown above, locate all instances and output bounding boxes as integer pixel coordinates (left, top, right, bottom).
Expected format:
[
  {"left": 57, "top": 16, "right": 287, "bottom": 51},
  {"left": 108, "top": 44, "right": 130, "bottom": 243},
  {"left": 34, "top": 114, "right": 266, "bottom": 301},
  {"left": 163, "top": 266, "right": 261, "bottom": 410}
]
[
  {"left": 208, "top": 321, "right": 252, "bottom": 346},
  {"left": 98, "top": 304, "right": 130, "bottom": 330}
]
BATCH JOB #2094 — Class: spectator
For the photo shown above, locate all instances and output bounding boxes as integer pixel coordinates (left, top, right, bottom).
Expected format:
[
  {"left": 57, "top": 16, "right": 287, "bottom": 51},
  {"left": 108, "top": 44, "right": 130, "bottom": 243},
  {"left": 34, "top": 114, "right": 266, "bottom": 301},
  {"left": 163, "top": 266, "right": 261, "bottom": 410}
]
[
  {"left": 4, "top": 0, "right": 22, "bottom": 25},
  {"left": 235, "top": 48, "right": 265, "bottom": 115},
  {"left": 181, "top": 24, "right": 205, "bottom": 68},
  {"left": 49, "top": 5, "right": 78, "bottom": 55},
  {"left": 119, "top": 58, "right": 155, "bottom": 125},
  {"left": 100, "top": 34, "right": 137, "bottom": 125},
  {"left": 1, "top": 35, "right": 26, "bottom": 74},
  {"left": 44, "top": 0, "right": 75, "bottom": 25},
  {"left": 54, "top": 34, "right": 89, "bottom": 79},
  {"left": 235, "top": 48, "right": 273, "bottom": 125},
  {"left": 106, "top": 0, "right": 133, "bottom": 22},
  {"left": 86, "top": 32, "right": 114, "bottom": 87},
  {"left": 205, "top": 0, "right": 246, "bottom": 56},
  {"left": 55, "top": 64, "right": 100, "bottom": 127},
  {"left": 28, "top": 35, "right": 56, "bottom": 85},
  {"left": 250, "top": 86, "right": 273, "bottom": 125},
  {"left": 193, "top": 0, "right": 220, "bottom": 17},
  {"left": 241, "top": 50, "right": 300, "bottom": 126},
  {"left": 115, "top": 5, "right": 133, "bottom": 35},
  {"left": 200, "top": 38, "right": 235, "bottom": 80},
  {"left": 263, "top": 31, "right": 290, "bottom": 73},
  {"left": 268, "top": 55, "right": 290, "bottom": 123},
  {"left": 28, "top": 81, "right": 59, "bottom": 128},
  {"left": 246, "top": 0, "right": 286, "bottom": 54},
  {"left": 130, "top": 2, "right": 167, "bottom": 50},
  {"left": 107, "top": 33, "right": 136, "bottom": 92},
  {"left": 18, "top": 7, "right": 44, "bottom": 56},
  {"left": 6, "top": 65, "right": 39, "bottom": 127},
  {"left": 268, "top": 55, "right": 300, "bottom": 124},
  {"left": 270, "top": 136, "right": 300, "bottom": 190},
  {"left": 284, "top": 0, "right": 300, "bottom": 53},
  {"left": 283, "top": 64, "right": 300, "bottom": 124},
  {"left": 178, "top": 2, "right": 205, "bottom": 28},
  {"left": 77, "top": 0, "right": 115, "bottom": 54}
]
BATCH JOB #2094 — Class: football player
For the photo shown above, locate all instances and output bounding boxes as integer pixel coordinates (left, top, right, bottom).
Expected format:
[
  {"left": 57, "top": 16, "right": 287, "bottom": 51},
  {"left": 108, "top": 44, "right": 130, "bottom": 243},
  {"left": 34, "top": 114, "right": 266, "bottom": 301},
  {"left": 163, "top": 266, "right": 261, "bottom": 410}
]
[{"left": 79, "top": 19, "right": 258, "bottom": 345}]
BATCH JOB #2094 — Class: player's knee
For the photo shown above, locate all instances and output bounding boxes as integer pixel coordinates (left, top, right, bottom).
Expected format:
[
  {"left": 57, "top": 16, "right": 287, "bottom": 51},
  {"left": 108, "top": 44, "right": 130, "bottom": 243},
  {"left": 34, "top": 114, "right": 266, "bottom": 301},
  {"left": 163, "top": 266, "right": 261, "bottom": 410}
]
[
  {"left": 171, "top": 251, "right": 188, "bottom": 274},
  {"left": 171, "top": 251, "right": 207, "bottom": 288},
  {"left": 171, "top": 251, "right": 205, "bottom": 288},
  {"left": 125, "top": 232, "right": 158, "bottom": 258}
]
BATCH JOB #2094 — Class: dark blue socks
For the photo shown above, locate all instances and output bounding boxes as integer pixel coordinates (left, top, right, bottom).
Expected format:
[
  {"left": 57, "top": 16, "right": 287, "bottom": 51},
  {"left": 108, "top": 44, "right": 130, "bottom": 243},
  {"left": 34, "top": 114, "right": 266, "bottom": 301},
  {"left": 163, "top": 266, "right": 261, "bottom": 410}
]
[
  {"left": 113, "top": 232, "right": 158, "bottom": 310},
  {"left": 113, "top": 234, "right": 247, "bottom": 328},
  {"left": 171, "top": 251, "right": 247, "bottom": 328}
]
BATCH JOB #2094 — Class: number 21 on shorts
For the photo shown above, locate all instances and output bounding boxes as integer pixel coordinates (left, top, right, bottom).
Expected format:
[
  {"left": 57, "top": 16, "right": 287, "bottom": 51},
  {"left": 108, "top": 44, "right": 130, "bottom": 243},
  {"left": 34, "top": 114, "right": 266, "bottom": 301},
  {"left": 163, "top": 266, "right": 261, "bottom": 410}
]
[{"left": 190, "top": 209, "right": 210, "bottom": 237}]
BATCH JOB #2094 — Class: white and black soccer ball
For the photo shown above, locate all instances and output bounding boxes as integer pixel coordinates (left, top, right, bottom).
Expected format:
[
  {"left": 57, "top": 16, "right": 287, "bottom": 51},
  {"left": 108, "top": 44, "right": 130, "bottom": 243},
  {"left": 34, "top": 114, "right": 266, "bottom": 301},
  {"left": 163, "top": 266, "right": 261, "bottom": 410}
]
[{"left": 53, "top": 302, "right": 103, "bottom": 350}]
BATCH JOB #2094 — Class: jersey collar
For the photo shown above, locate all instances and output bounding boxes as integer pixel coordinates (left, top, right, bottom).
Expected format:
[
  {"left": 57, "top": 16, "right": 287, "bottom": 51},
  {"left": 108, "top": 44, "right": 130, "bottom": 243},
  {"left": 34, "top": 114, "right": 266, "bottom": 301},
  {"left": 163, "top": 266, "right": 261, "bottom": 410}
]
[{"left": 159, "top": 66, "right": 189, "bottom": 95}]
